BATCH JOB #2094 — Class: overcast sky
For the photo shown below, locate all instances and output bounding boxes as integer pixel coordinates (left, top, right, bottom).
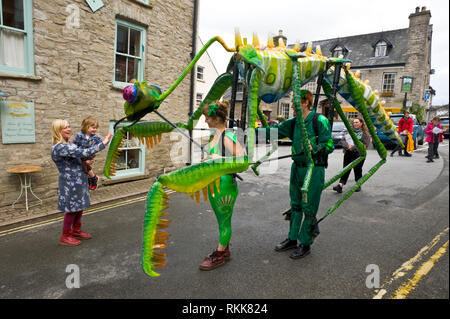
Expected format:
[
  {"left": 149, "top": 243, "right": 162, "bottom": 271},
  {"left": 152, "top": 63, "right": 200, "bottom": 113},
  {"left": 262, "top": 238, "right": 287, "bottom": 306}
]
[{"left": 198, "top": 0, "right": 449, "bottom": 106}]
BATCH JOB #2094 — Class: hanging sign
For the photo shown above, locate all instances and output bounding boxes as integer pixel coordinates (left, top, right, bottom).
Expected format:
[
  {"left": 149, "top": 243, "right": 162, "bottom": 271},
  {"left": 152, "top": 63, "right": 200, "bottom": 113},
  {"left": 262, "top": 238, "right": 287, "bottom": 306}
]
[
  {"left": 1, "top": 101, "right": 36, "bottom": 144},
  {"left": 401, "top": 77, "right": 413, "bottom": 93},
  {"left": 85, "top": 0, "right": 104, "bottom": 12}
]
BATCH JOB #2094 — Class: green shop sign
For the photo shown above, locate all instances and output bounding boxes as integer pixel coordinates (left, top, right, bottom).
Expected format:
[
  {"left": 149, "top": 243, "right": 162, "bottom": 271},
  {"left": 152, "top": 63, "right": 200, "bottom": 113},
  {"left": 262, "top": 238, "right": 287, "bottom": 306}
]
[
  {"left": 1, "top": 101, "right": 36, "bottom": 144},
  {"left": 401, "top": 77, "right": 413, "bottom": 93}
]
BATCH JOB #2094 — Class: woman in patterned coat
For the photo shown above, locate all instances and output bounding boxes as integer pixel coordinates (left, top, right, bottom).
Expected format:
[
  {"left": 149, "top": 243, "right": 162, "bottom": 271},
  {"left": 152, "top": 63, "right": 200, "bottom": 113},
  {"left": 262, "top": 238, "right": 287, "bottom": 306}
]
[{"left": 51, "top": 119, "right": 112, "bottom": 246}]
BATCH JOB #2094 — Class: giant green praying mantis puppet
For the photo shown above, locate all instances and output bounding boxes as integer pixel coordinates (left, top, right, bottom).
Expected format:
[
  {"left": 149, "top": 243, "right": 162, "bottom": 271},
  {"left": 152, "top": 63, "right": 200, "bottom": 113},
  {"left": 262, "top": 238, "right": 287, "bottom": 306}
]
[{"left": 103, "top": 30, "right": 403, "bottom": 277}]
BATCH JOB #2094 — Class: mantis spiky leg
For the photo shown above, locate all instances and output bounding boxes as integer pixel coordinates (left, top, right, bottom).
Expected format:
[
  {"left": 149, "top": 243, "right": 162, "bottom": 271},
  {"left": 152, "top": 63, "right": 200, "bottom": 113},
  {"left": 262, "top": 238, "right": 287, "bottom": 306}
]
[
  {"left": 141, "top": 156, "right": 250, "bottom": 277},
  {"left": 315, "top": 68, "right": 390, "bottom": 224},
  {"left": 291, "top": 55, "right": 314, "bottom": 203},
  {"left": 321, "top": 80, "right": 367, "bottom": 189},
  {"left": 251, "top": 99, "right": 279, "bottom": 176}
]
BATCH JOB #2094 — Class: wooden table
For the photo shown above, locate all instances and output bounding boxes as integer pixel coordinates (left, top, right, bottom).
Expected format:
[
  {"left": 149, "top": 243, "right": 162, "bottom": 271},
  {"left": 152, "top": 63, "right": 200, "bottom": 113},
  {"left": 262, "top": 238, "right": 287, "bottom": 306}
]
[{"left": 7, "top": 166, "right": 43, "bottom": 210}]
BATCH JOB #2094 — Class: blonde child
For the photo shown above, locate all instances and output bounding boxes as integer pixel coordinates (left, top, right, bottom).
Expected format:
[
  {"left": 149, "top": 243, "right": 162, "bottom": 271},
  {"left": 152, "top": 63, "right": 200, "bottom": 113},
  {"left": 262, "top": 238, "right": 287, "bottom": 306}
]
[{"left": 73, "top": 117, "right": 103, "bottom": 190}]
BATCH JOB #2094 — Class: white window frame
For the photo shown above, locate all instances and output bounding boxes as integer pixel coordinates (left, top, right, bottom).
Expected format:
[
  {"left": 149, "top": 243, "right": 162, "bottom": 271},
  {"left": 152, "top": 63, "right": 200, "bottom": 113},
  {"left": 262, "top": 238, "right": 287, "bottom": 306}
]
[
  {"left": 345, "top": 111, "right": 359, "bottom": 119},
  {"left": 113, "top": 19, "right": 146, "bottom": 86},
  {"left": 196, "top": 93, "right": 203, "bottom": 106},
  {"left": 280, "top": 102, "right": 290, "bottom": 119},
  {"left": 375, "top": 41, "right": 387, "bottom": 57},
  {"left": 382, "top": 72, "right": 396, "bottom": 93},
  {"left": 333, "top": 46, "right": 343, "bottom": 58},
  {"left": 196, "top": 65, "right": 204, "bottom": 81},
  {"left": 0, "top": 0, "right": 34, "bottom": 75},
  {"left": 108, "top": 121, "right": 146, "bottom": 179},
  {"left": 302, "top": 81, "right": 316, "bottom": 92}
]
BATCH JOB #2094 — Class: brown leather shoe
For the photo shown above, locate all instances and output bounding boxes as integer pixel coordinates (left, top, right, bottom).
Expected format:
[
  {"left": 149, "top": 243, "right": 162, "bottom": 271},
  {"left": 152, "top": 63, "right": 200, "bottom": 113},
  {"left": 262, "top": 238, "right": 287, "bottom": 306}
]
[
  {"left": 206, "top": 245, "right": 230, "bottom": 261},
  {"left": 199, "top": 250, "right": 226, "bottom": 270}
]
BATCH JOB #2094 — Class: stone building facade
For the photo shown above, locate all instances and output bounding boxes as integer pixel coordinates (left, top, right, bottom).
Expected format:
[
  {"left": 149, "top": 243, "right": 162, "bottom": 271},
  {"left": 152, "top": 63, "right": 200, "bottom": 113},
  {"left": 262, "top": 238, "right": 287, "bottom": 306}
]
[{"left": 0, "top": 0, "right": 196, "bottom": 207}]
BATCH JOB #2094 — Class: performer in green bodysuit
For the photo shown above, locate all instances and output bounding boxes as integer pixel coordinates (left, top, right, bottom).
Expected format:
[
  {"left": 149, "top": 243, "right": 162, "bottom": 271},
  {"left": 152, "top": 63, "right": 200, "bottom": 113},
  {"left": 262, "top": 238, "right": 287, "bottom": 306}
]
[
  {"left": 259, "top": 90, "right": 334, "bottom": 259},
  {"left": 199, "top": 101, "right": 246, "bottom": 270}
]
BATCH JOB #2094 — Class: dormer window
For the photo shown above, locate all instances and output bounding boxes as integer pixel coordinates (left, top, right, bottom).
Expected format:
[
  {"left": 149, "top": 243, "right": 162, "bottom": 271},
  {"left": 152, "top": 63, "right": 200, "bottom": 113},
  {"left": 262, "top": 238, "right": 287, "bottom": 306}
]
[
  {"left": 375, "top": 41, "right": 388, "bottom": 57},
  {"left": 330, "top": 43, "right": 348, "bottom": 58},
  {"left": 372, "top": 38, "right": 392, "bottom": 57},
  {"left": 333, "top": 46, "right": 344, "bottom": 57}
]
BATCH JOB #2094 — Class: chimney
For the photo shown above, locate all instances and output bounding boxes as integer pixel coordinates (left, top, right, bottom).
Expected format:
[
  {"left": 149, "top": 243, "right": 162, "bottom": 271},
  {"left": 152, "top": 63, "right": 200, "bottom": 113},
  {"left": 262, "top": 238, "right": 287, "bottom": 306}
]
[
  {"left": 273, "top": 29, "right": 287, "bottom": 47},
  {"left": 406, "top": 7, "right": 432, "bottom": 105},
  {"left": 415, "top": 7, "right": 420, "bottom": 13}
]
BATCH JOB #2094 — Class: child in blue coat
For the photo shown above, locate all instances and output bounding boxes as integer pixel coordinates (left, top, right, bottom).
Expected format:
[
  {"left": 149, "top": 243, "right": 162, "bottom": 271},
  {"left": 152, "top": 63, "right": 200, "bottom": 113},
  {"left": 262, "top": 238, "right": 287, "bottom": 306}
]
[{"left": 73, "top": 117, "right": 103, "bottom": 190}]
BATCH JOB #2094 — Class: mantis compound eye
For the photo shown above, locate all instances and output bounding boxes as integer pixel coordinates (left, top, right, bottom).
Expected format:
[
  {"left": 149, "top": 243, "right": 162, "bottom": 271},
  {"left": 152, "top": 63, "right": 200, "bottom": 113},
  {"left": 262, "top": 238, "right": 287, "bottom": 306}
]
[{"left": 123, "top": 85, "right": 137, "bottom": 103}]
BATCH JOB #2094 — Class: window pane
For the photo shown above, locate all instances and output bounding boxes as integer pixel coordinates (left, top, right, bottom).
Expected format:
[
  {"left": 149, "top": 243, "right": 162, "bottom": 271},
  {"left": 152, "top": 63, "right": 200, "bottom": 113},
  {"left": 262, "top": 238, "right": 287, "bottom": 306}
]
[
  {"left": 116, "top": 25, "right": 128, "bottom": 54},
  {"left": 2, "top": 29, "right": 25, "bottom": 68},
  {"left": 127, "top": 57, "right": 139, "bottom": 83},
  {"left": 116, "top": 133, "right": 142, "bottom": 171},
  {"left": 281, "top": 103, "right": 290, "bottom": 119},
  {"left": 196, "top": 66, "right": 204, "bottom": 80},
  {"left": 196, "top": 93, "right": 202, "bottom": 106},
  {"left": 129, "top": 29, "right": 141, "bottom": 56},
  {"left": 116, "top": 149, "right": 141, "bottom": 171},
  {"left": 382, "top": 73, "right": 396, "bottom": 92},
  {"left": 2, "top": 0, "right": 24, "bottom": 30},
  {"left": 376, "top": 44, "right": 387, "bottom": 57},
  {"left": 115, "top": 54, "right": 126, "bottom": 82}
]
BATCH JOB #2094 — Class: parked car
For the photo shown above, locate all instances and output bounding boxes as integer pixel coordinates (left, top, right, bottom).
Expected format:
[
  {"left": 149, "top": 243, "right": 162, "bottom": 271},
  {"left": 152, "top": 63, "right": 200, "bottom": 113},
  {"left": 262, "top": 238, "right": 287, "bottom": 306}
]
[
  {"left": 439, "top": 116, "right": 449, "bottom": 138},
  {"left": 377, "top": 113, "right": 425, "bottom": 148},
  {"left": 331, "top": 121, "right": 347, "bottom": 148}
]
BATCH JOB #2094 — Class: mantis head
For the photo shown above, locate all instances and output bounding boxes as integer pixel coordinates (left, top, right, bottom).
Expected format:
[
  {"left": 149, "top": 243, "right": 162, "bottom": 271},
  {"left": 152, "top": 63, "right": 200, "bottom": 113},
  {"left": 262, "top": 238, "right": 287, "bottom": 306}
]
[{"left": 122, "top": 81, "right": 163, "bottom": 122}]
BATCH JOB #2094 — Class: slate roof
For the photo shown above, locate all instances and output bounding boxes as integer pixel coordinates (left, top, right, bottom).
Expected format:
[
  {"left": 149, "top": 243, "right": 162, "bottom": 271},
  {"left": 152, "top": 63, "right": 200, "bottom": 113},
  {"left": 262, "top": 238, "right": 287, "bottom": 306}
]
[{"left": 287, "top": 28, "right": 410, "bottom": 68}]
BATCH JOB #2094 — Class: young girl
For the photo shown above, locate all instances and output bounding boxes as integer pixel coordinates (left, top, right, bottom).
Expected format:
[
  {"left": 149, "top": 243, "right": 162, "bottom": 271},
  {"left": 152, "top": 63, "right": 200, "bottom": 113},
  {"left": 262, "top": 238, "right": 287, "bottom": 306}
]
[
  {"left": 73, "top": 117, "right": 102, "bottom": 190},
  {"left": 51, "top": 119, "right": 112, "bottom": 246}
]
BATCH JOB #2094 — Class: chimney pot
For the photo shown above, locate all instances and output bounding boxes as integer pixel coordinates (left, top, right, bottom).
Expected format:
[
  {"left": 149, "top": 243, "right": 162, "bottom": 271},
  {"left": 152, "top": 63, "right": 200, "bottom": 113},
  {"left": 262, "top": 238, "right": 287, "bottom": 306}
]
[
  {"left": 415, "top": 7, "right": 420, "bottom": 13},
  {"left": 421, "top": 6, "right": 426, "bottom": 11}
]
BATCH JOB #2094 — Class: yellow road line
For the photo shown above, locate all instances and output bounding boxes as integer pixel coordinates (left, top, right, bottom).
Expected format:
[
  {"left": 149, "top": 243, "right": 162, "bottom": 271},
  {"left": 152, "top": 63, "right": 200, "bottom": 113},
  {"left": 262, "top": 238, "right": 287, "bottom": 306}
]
[
  {"left": 373, "top": 227, "right": 449, "bottom": 299},
  {"left": 0, "top": 190, "right": 176, "bottom": 237},
  {"left": 391, "top": 240, "right": 449, "bottom": 299}
]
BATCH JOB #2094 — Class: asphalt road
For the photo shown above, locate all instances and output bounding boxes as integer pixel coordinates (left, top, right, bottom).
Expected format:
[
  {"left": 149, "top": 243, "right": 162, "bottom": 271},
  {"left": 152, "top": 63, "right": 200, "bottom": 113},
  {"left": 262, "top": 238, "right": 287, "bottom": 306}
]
[{"left": 0, "top": 142, "right": 448, "bottom": 300}]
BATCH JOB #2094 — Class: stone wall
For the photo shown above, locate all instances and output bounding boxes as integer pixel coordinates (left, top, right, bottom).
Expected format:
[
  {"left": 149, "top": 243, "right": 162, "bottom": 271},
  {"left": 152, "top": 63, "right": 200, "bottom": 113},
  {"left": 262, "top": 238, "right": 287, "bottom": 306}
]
[{"left": 0, "top": 0, "right": 195, "bottom": 207}]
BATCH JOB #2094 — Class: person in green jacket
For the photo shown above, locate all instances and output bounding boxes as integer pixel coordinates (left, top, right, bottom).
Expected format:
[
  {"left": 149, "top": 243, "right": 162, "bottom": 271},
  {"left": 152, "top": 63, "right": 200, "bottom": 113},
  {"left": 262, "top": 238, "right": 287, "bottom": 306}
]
[{"left": 260, "top": 90, "right": 334, "bottom": 259}]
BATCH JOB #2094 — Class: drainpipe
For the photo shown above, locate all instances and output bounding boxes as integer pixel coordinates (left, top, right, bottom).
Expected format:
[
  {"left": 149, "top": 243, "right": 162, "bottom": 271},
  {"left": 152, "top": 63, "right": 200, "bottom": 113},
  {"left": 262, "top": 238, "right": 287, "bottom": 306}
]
[{"left": 187, "top": 0, "right": 199, "bottom": 166}]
